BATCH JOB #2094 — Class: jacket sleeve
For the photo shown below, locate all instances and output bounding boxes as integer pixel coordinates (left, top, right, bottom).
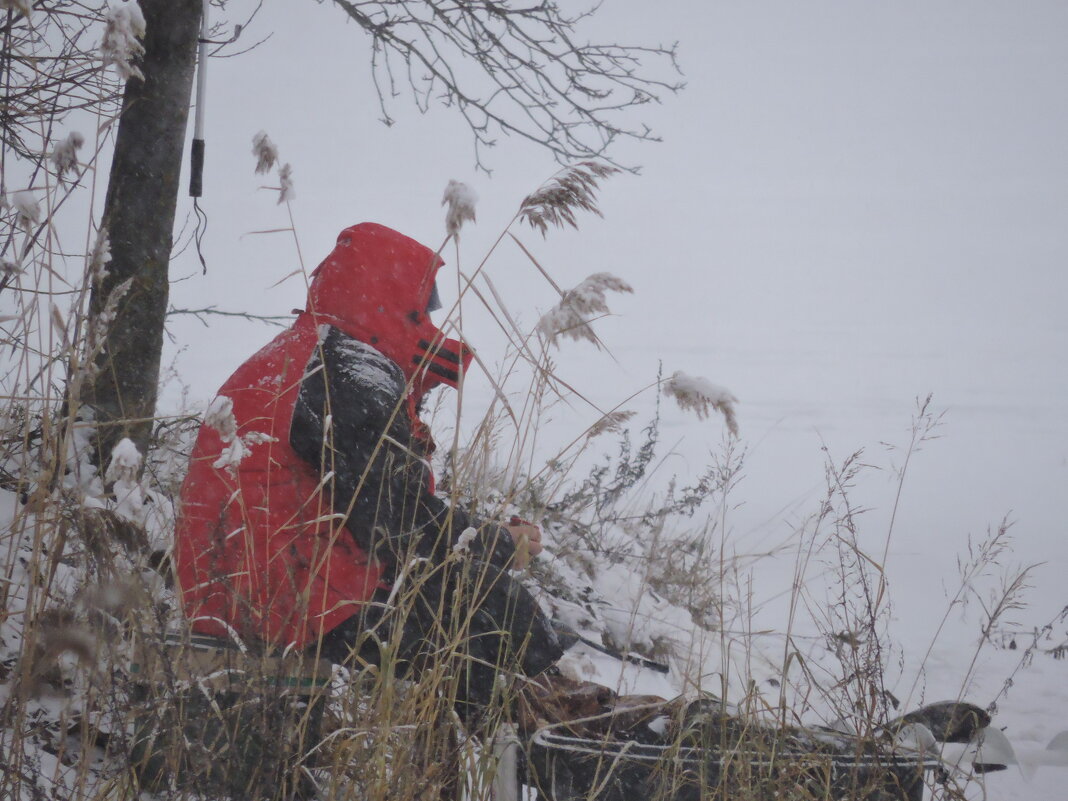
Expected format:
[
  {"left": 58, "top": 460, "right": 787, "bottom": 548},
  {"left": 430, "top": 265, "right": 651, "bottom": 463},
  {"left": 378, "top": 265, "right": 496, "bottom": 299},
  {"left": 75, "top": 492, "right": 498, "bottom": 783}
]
[{"left": 289, "top": 326, "right": 516, "bottom": 570}]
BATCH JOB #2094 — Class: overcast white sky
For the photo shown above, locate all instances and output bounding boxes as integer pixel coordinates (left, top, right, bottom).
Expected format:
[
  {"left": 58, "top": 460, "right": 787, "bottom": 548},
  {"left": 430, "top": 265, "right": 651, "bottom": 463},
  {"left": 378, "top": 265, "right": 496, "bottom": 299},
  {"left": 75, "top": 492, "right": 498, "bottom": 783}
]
[{"left": 163, "top": 1, "right": 1068, "bottom": 628}]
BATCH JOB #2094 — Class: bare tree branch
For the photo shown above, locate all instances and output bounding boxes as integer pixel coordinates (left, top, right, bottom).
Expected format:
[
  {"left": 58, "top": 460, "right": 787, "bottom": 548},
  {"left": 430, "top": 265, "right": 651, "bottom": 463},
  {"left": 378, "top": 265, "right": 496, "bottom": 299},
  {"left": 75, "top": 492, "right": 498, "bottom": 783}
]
[
  {"left": 167, "top": 305, "right": 292, "bottom": 327},
  {"left": 328, "top": 0, "right": 683, "bottom": 172}
]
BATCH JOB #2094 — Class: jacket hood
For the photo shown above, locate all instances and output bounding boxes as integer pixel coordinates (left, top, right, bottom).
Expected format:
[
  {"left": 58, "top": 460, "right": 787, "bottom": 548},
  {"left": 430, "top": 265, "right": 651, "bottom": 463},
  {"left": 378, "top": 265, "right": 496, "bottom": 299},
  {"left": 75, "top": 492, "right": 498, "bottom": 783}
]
[{"left": 304, "top": 222, "right": 472, "bottom": 394}]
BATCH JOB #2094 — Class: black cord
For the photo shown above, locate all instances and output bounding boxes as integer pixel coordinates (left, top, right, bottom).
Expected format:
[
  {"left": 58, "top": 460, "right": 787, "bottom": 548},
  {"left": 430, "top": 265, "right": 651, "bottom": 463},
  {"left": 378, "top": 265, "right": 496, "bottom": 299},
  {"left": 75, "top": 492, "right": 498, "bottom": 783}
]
[{"left": 193, "top": 197, "right": 208, "bottom": 274}]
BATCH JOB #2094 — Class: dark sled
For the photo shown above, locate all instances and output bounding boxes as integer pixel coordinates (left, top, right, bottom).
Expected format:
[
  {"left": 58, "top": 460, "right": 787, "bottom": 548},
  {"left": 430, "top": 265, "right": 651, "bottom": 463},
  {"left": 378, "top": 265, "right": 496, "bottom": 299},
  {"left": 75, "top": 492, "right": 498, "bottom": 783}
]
[{"left": 527, "top": 711, "right": 946, "bottom": 801}]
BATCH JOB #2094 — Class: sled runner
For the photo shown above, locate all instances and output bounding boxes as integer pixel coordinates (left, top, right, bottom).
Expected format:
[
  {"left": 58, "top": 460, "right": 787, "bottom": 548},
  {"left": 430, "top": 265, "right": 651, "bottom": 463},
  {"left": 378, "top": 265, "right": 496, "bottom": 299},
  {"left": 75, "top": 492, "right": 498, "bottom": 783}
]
[
  {"left": 527, "top": 714, "right": 945, "bottom": 801},
  {"left": 518, "top": 686, "right": 990, "bottom": 801}
]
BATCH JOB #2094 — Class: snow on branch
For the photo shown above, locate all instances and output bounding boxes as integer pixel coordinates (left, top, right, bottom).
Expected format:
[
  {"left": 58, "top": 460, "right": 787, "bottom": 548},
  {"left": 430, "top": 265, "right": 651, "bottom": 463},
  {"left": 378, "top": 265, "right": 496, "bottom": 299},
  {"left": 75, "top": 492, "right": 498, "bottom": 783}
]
[
  {"left": 105, "top": 437, "right": 145, "bottom": 523},
  {"left": 538, "top": 272, "right": 632, "bottom": 348},
  {"left": 663, "top": 371, "right": 739, "bottom": 436},
  {"left": 101, "top": 0, "right": 147, "bottom": 81},
  {"left": 50, "top": 131, "right": 84, "bottom": 182},
  {"left": 90, "top": 229, "right": 111, "bottom": 285},
  {"left": 12, "top": 190, "right": 40, "bottom": 231}
]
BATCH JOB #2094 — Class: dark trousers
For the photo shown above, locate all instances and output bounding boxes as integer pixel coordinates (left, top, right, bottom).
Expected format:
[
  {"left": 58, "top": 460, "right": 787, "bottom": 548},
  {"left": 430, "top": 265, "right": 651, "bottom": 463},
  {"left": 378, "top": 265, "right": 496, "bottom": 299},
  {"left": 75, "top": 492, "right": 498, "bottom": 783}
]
[{"left": 317, "top": 558, "right": 562, "bottom": 722}]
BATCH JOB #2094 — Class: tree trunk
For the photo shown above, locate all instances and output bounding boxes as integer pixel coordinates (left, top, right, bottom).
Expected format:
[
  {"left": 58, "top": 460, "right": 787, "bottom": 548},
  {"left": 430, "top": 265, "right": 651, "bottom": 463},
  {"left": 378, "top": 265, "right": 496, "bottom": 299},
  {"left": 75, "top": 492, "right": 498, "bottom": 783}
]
[{"left": 86, "top": 0, "right": 202, "bottom": 467}]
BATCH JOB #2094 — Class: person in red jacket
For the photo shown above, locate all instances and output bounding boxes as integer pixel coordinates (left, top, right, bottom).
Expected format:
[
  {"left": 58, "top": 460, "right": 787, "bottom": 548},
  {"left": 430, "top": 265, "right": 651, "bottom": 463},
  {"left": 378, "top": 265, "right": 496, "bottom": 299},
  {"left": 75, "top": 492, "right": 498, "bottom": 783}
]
[{"left": 175, "top": 222, "right": 560, "bottom": 714}]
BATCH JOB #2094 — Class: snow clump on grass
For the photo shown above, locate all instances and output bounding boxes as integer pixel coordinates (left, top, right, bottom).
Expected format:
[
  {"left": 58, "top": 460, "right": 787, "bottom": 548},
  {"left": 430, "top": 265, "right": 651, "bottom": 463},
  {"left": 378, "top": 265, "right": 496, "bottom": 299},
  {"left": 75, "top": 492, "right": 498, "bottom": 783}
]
[
  {"left": 101, "top": 0, "right": 147, "bottom": 81},
  {"left": 442, "top": 180, "right": 478, "bottom": 238},
  {"left": 205, "top": 395, "right": 238, "bottom": 440},
  {"left": 85, "top": 278, "right": 132, "bottom": 373},
  {"left": 216, "top": 429, "right": 276, "bottom": 473},
  {"left": 538, "top": 272, "right": 632, "bottom": 347},
  {"left": 90, "top": 229, "right": 111, "bottom": 284},
  {"left": 214, "top": 437, "right": 247, "bottom": 473},
  {"left": 12, "top": 189, "right": 40, "bottom": 231},
  {"left": 664, "top": 370, "right": 739, "bottom": 436},
  {"left": 205, "top": 395, "right": 277, "bottom": 473},
  {"left": 252, "top": 131, "right": 279, "bottom": 174},
  {"left": 50, "top": 131, "right": 84, "bottom": 181},
  {"left": 278, "top": 163, "right": 295, "bottom": 204},
  {"left": 106, "top": 437, "right": 145, "bottom": 523},
  {"left": 452, "top": 527, "right": 479, "bottom": 555},
  {"left": 206, "top": 396, "right": 244, "bottom": 472}
]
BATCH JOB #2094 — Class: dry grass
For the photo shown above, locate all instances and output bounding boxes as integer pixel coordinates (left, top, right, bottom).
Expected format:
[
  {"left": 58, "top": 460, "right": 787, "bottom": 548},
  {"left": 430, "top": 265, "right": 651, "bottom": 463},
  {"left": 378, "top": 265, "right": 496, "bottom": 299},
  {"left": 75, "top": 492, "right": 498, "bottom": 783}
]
[{"left": 0, "top": 11, "right": 1030, "bottom": 799}]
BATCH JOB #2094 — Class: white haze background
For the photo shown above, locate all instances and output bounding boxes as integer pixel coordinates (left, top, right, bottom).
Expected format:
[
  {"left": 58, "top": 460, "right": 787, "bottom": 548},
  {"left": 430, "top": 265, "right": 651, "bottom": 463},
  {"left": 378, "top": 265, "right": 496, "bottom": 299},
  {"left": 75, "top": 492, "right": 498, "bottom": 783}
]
[{"left": 150, "top": 2, "right": 1067, "bottom": 797}]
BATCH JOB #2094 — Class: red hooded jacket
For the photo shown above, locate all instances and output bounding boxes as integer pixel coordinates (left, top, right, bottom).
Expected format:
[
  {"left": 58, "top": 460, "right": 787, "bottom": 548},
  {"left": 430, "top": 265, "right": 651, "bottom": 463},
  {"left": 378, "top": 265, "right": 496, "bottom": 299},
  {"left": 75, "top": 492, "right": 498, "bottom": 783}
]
[{"left": 174, "top": 223, "right": 476, "bottom": 650}]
